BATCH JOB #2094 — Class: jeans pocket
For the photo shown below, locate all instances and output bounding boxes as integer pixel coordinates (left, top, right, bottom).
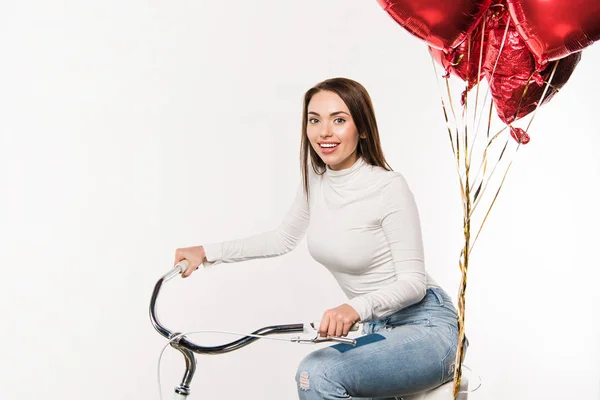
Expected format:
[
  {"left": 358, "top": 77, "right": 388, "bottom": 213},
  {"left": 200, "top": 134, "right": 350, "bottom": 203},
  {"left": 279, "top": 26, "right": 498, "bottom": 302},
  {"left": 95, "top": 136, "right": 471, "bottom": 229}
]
[
  {"left": 440, "top": 345, "right": 457, "bottom": 384},
  {"left": 429, "top": 287, "right": 445, "bottom": 306},
  {"left": 439, "top": 326, "right": 458, "bottom": 383}
]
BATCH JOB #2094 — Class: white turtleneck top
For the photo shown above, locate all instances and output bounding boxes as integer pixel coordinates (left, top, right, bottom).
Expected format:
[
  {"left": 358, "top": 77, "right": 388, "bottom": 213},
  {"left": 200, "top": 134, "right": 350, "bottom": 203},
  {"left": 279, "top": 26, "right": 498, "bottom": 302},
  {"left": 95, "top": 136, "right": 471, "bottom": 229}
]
[{"left": 202, "top": 157, "right": 438, "bottom": 322}]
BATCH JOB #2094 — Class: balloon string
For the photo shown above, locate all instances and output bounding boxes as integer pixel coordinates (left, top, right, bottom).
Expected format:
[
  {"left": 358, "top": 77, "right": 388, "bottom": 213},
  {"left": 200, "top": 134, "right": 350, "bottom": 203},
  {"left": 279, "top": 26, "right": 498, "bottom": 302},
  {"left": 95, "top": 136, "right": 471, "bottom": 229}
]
[
  {"left": 470, "top": 130, "right": 518, "bottom": 254},
  {"left": 442, "top": 6, "right": 558, "bottom": 398},
  {"left": 512, "top": 72, "right": 537, "bottom": 123},
  {"left": 467, "top": 60, "right": 561, "bottom": 256},
  {"left": 524, "top": 60, "right": 560, "bottom": 134},
  {"left": 453, "top": 34, "right": 475, "bottom": 397},
  {"left": 430, "top": 55, "right": 459, "bottom": 160},
  {"left": 430, "top": 59, "right": 470, "bottom": 398},
  {"left": 472, "top": 103, "right": 498, "bottom": 203},
  {"left": 486, "top": 7, "right": 510, "bottom": 81},
  {"left": 466, "top": 14, "right": 488, "bottom": 169},
  {"left": 430, "top": 55, "right": 468, "bottom": 209},
  {"left": 468, "top": 51, "right": 560, "bottom": 255},
  {"left": 470, "top": 8, "right": 511, "bottom": 169},
  {"left": 468, "top": 8, "right": 512, "bottom": 207},
  {"left": 511, "top": 57, "right": 559, "bottom": 129},
  {"left": 428, "top": 11, "right": 515, "bottom": 396},
  {"left": 464, "top": 19, "right": 492, "bottom": 204},
  {"left": 462, "top": 39, "right": 470, "bottom": 171},
  {"left": 471, "top": 129, "right": 510, "bottom": 215},
  {"left": 446, "top": 74, "right": 462, "bottom": 170},
  {"left": 469, "top": 119, "right": 506, "bottom": 205},
  {"left": 453, "top": 11, "right": 510, "bottom": 397},
  {"left": 469, "top": 144, "right": 519, "bottom": 256},
  {"left": 472, "top": 15, "right": 486, "bottom": 129},
  {"left": 453, "top": 182, "right": 470, "bottom": 398}
]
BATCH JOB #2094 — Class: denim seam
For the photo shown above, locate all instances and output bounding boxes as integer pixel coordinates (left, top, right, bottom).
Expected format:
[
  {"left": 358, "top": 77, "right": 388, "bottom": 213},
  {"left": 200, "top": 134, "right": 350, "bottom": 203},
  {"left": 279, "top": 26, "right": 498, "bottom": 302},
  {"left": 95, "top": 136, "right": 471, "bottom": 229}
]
[{"left": 385, "top": 310, "right": 432, "bottom": 330}]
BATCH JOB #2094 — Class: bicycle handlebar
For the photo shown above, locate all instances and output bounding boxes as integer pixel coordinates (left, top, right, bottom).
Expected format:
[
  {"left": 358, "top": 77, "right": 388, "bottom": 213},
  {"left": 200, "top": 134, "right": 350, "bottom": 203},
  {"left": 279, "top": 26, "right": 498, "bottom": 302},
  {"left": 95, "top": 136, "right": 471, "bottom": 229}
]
[{"left": 149, "top": 261, "right": 358, "bottom": 355}]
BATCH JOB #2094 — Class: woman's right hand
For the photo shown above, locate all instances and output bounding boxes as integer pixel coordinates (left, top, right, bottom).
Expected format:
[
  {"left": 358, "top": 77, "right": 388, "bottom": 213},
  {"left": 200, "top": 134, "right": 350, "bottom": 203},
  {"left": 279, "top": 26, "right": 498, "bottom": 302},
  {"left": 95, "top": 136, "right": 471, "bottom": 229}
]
[{"left": 174, "top": 246, "right": 207, "bottom": 278}]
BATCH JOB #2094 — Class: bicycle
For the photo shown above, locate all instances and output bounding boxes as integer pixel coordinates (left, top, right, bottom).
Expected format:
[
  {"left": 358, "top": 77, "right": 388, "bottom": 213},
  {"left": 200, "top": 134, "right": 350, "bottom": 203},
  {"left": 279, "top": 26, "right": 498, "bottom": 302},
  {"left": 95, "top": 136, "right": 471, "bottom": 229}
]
[{"left": 151, "top": 260, "right": 474, "bottom": 399}]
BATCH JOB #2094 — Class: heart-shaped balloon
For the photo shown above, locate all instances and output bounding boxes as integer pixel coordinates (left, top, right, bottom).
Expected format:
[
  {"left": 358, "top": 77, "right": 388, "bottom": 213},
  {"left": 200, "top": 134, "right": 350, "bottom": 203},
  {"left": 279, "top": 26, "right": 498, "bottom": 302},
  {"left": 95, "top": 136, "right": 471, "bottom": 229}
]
[
  {"left": 507, "top": 0, "right": 600, "bottom": 66},
  {"left": 377, "top": 0, "right": 493, "bottom": 51},
  {"left": 484, "top": 7, "right": 582, "bottom": 126}
]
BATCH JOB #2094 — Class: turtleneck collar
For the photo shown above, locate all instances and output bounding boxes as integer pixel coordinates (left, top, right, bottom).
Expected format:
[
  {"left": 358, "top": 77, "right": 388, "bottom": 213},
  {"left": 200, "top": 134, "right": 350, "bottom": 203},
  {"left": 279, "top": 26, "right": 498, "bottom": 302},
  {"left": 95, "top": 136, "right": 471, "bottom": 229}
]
[{"left": 325, "top": 157, "right": 366, "bottom": 181}]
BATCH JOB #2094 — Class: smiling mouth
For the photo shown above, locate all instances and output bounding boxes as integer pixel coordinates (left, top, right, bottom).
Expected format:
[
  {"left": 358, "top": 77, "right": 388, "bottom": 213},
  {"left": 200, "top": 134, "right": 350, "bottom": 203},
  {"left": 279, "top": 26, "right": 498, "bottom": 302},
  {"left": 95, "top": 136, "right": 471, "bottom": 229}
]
[{"left": 319, "top": 143, "right": 340, "bottom": 148}]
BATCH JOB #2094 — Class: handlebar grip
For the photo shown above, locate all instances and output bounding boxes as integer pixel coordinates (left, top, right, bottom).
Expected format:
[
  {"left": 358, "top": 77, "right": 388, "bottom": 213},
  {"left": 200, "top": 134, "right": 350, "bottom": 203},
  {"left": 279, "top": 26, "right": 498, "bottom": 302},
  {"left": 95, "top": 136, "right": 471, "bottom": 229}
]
[
  {"left": 162, "top": 259, "right": 207, "bottom": 282},
  {"left": 175, "top": 259, "right": 190, "bottom": 273}
]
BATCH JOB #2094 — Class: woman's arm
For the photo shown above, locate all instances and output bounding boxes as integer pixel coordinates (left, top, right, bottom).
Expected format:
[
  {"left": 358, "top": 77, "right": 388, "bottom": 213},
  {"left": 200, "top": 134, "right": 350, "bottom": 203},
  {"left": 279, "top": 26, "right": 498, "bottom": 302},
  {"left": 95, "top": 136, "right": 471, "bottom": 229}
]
[
  {"left": 347, "top": 173, "right": 427, "bottom": 322},
  {"left": 201, "top": 183, "right": 310, "bottom": 265}
]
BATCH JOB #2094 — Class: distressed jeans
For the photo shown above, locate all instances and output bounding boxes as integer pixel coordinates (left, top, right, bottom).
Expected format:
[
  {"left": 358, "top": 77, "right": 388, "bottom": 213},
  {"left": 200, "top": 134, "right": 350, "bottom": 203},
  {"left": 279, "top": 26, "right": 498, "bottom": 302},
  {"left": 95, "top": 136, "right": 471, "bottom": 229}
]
[{"left": 295, "top": 287, "right": 468, "bottom": 400}]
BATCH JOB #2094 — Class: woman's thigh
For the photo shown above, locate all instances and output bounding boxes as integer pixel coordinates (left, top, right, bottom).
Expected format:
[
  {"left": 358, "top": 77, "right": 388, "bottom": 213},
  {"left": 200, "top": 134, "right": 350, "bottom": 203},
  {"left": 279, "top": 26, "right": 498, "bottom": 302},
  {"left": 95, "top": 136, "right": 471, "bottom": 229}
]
[{"left": 296, "top": 322, "right": 457, "bottom": 399}]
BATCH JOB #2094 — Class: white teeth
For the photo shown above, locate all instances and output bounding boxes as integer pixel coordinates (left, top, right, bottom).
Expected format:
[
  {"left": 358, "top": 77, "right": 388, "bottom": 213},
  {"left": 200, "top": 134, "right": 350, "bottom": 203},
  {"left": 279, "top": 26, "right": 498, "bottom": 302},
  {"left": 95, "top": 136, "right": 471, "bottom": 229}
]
[{"left": 320, "top": 143, "right": 339, "bottom": 148}]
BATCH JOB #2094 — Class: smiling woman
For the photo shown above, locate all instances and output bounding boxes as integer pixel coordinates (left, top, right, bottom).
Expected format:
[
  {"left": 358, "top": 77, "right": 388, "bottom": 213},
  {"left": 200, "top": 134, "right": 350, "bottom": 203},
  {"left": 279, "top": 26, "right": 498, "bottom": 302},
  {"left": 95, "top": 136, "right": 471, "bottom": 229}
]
[
  {"left": 305, "top": 92, "right": 363, "bottom": 170},
  {"left": 299, "top": 78, "right": 392, "bottom": 197},
  {"left": 174, "top": 77, "right": 467, "bottom": 399}
]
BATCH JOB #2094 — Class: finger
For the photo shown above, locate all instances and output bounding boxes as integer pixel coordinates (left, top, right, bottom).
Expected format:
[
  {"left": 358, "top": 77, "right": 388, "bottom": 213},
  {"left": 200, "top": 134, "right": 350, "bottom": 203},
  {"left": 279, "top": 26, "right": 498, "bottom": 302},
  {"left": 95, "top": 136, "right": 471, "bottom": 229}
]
[
  {"left": 327, "top": 318, "right": 338, "bottom": 338},
  {"left": 342, "top": 320, "right": 353, "bottom": 337},
  {"left": 174, "top": 248, "right": 185, "bottom": 266},
  {"left": 319, "top": 314, "right": 330, "bottom": 337},
  {"left": 335, "top": 320, "right": 344, "bottom": 338},
  {"left": 182, "top": 262, "right": 195, "bottom": 278},
  {"left": 176, "top": 257, "right": 189, "bottom": 277}
]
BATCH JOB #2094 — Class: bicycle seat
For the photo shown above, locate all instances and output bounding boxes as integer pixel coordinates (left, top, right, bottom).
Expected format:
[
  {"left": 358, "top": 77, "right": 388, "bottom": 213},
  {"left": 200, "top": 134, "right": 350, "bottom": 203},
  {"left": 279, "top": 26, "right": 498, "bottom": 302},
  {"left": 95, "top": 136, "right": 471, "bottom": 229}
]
[{"left": 402, "top": 375, "right": 469, "bottom": 400}]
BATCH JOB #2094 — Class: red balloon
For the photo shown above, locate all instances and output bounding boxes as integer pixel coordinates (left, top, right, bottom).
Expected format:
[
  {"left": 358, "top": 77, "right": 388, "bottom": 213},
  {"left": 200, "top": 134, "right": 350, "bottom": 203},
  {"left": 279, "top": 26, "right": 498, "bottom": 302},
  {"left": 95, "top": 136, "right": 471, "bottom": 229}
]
[
  {"left": 484, "top": 8, "right": 582, "bottom": 125},
  {"left": 428, "top": 25, "right": 487, "bottom": 91},
  {"left": 377, "top": 0, "right": 493, "bottom": 51},
  {"left": 506, "top": 0, "right": 600, "bottom": 66}
]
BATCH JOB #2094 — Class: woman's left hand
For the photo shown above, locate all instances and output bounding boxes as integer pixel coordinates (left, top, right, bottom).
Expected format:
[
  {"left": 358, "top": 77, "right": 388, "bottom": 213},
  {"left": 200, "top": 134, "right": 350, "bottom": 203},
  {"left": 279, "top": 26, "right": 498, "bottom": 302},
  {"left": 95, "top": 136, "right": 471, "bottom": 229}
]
[{"left": 318, "top": 304, "right": 360, "bottom": 338}]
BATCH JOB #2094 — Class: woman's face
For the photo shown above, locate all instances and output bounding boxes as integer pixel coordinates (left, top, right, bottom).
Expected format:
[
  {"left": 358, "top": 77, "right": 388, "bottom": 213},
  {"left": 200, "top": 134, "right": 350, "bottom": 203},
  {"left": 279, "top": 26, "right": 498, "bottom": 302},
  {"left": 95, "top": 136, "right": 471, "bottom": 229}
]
[{"left": 306, "top": 90, "right": 363, "bottom": 171}]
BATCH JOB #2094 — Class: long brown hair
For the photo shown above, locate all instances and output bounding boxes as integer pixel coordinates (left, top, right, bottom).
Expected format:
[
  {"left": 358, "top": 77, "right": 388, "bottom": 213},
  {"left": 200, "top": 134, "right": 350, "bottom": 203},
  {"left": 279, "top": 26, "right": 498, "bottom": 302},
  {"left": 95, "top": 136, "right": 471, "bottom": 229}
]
[{"left": 300, "top": 77, "right": 392, "bottom": 200}]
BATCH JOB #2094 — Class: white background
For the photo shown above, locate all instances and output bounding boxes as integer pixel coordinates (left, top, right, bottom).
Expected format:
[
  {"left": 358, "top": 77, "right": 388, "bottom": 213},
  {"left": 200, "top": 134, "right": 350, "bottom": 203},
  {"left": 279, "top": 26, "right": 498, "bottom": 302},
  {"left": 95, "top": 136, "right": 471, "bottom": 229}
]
[{"left": 1, "top": 1, "right": 599, "bottom": 399}]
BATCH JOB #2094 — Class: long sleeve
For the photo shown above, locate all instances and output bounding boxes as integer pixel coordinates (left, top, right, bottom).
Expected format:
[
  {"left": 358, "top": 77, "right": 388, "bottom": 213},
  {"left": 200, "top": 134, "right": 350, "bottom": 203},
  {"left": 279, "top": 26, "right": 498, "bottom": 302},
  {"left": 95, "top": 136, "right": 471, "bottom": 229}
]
[
  {"left": 347, "top": 174, "right": 427, "bottom": 321},
  {"left": 202, "top": 183, "right": 310, "bottom": 265}
]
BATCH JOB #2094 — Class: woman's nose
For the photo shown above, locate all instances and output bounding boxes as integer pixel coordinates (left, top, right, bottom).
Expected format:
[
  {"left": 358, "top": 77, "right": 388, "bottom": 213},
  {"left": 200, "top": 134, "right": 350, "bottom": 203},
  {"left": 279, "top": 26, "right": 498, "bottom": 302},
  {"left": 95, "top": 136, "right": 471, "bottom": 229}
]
[{"left": 319, "top": 123, "right": 333, "bottom": 138}]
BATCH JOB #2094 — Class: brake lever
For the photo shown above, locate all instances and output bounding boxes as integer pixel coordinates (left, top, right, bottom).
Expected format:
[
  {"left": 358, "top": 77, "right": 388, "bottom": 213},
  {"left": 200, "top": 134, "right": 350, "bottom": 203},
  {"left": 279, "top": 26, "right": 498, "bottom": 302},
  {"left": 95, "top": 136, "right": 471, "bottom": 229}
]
[
  {"left": 290, "top": 321, "right": 359, "bottom": 346},
  {"left": 313, "top": 335, "right": 357, "bottom": 345},
  {"left": 290, "top": 332, "right": 357, "bottom": 346}
]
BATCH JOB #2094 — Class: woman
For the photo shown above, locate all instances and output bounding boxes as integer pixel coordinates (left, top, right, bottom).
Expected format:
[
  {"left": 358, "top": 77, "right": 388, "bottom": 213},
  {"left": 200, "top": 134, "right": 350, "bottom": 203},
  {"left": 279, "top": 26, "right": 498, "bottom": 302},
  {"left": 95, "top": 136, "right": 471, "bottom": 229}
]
[{"left": 174, "top": 77, "right": 466, "bottom": 399}]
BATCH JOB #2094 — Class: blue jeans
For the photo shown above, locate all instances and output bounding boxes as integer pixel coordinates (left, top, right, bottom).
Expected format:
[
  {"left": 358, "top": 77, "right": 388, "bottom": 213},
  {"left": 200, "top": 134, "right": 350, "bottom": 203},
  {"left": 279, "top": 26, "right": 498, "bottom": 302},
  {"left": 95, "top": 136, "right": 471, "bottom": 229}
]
[{"left": 295, "top": 287, "right": 468, "bottom": 400}]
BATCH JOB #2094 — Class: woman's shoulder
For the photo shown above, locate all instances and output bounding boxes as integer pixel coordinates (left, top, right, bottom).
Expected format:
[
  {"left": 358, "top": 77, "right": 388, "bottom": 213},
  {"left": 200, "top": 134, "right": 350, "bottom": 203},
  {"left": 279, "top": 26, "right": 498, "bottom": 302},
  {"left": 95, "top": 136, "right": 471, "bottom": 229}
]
[
  {"left": 371, "top": 169, "right": 417, "bottom": 213},
  {"left": 368, "top": 164, "right": 410, "bottom": 189}
]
